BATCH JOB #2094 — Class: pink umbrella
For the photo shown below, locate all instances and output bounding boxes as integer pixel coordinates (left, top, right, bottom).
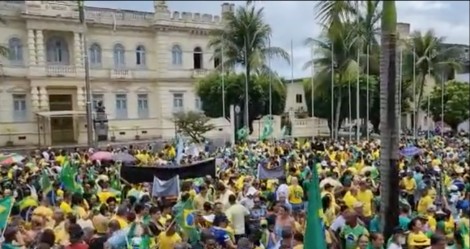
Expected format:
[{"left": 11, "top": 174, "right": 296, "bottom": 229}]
[{"left": 90, "top": 151, "right": 113, "bottom": 161}]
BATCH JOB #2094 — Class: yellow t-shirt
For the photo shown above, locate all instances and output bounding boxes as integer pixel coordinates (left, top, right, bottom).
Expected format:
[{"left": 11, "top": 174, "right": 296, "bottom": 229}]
[
  {"left": 356, "top": 189, "right": 374, "bottom": 217},
  {"left": 59, "top": 201, "right": 73, "bottom": 214},
  {"left": 427, "top": 215, "right": 437, "bottom": 231},
  {"left": 288, "top": 185, "right": 304, "bottom": 204},
  {"left": 112, "top": 215, "right": 129, "bottom": 229},
  {"left": 343, "top": 191, "right": 358, "bottom": 209},
  {"left": 158, "top": 232, "right": 182, "bottom": 249},
  {"left": 417, "top": 195, "right": 433, "bottom": 214},
  {"left": 97, "top": 190, "right": 116, "bottom": 204},
  {"left": 401, "top": 177, "right": 416, "bottom": 194}
]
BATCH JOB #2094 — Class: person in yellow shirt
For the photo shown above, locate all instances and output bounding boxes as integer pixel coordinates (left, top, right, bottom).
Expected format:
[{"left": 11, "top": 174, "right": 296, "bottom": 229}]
[
  {"left": 52, "top": 208, "right": 69, "bottom": 246},
  {"left": 157, "top": 221, "right": 182, "bottom": 249},
  {"left": 343, "top": 187, "right": 359, "bottom": 209},
  {"left": 59, "top": 192, "right": 73, "bottom": 215},
  {"left": 417, "top": 188, "right": 434, "bottom": 214},
  {"left": 288, "top": 177, "right": 304, "bottom": 213},
  {"left": 356, "top": 180, "right": 374, "bottom": 218},
  {"left": 111, "top": 206, "right": 129, "bottom": 229},
  {"left": 400, "top": 172, "right": 417, "bottom": 207}
]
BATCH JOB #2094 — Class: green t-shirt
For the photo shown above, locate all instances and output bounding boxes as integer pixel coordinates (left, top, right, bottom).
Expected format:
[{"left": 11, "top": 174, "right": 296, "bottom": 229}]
[
  {"left": 399, "top": 215, "right": 411, "bottom": 230},
  {"left": 340, "top": 224, "right": 368, "bottom": 249}
]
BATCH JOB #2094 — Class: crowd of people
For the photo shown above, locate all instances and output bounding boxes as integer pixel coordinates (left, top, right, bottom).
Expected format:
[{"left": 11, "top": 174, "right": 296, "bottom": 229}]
[{"left": 0, "top": 135, "right": 469, "bottom": 249}]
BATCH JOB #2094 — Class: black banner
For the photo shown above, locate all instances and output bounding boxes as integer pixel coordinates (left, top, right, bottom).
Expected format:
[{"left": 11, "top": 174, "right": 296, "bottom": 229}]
[{"left": 120, "top": 159, "right": 216, "bottom": 183}]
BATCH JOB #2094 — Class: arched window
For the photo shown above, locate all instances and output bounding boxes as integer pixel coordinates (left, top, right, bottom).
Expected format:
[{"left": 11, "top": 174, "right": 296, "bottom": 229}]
[
  {"left": 89, "top": 43, "right": 102, "bottom": 66},
  {"left": 171, "top": 45, "right": 182, "bottom": 65},
  {"left": 113, "top": 43, "right": 125, "bottom": 68},
  {"left": 8, "top": 38, "right": 23, "bottom": 64},
  {"left": 46, "top": 36, "right": 69, "bottom": 65},
  {"left": 193, "top": 47, "right": 203, "bottom": 69},
  {"left": 136, "top": 45, "right": 146, "bottom": 66}
]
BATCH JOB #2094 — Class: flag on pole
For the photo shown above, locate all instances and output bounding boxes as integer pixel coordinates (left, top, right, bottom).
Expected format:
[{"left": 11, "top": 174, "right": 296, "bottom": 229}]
[
  {"left": 59, "top": 161, "right": 82, "bottom": 194},
  {"left": 237, "top": 127, "right": 249, "bottom": 140},
  {"left": 39, "top": 171, "right": 52, "bottom": 194},
  {"left": 304, "top": 161, "right": 327, "bottom": 249},
  {"left": 260, "top": 117, "right": 273, "bottom": 140},
  {"left": 152, "top": 175, "right": 180, "bottom": 197},
  {"left": 0, "top": 196, "right": 14, "bottom": 229},
  {"left": 175, "top": 133, "right": 184, "bottom": 164}
]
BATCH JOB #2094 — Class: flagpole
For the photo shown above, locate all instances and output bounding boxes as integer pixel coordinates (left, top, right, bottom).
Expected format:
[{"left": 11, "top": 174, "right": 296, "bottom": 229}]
[
  {"left": 221, "top": 42, "right": 226, "bottom": 118},
  {"left": 310, "top": 46, "right": 315, "bottom": 135},
  {"left": 366, "top": 44, "right": 370, "bottom": 141},
  {"left": 355, "top": 1, "right": 360, "bottom": 143},
  {"left": 244, "top": 37, "right": 249, "bottom": 128},
  {"left": 78, "top": 0, "right": 94, "bottom": 147},
  {"left": 348, "top": 74, "right": 352, "bottom": 141},
  {"left": 269, "top": 38, "right": 273, "bottom": 118},
  {"left": 290, "top": 39, "right": 294, "bottom": 84},
  {"left": 331, "top": 43, "right": 335, "bottom": 140},
  {"left": 441, "top": 74, "right": 444, "bottom": 137},
  {"left": 427, "top": 95, "right": 430, "bottom": 138},
  {"left": 412, "top": 46, "right": 417, "bottom": 140},
  {"left": 398, "top": 48, "right": 403, "bottom": 141}
]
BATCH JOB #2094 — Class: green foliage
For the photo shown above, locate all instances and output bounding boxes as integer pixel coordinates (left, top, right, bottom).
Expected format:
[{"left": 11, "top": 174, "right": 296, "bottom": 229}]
[
  {"left": 172, "top": 111, "right": 215, "bottom": 143},
  {"left": 196, "top": 72, "right": 286, "bottom": 119},
  {"left": 423, "top": 80, "right": 470, "bottom": 130}
]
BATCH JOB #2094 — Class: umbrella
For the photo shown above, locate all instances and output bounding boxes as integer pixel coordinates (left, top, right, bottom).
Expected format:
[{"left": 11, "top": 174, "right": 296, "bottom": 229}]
[
  {"left": 112, "top": 152, "right": 136, "bottom": 165},
  {"left": 319, "top": 177, "right": 342, "bottom": 188},
  {"left": 400, "top": 146, "right": 422, "bottom": 157},
  {"left": 0, "top": 154, "right": 25, "bottom": 165},
  {"left": 90, "top": 151, "right": 113, "bottom": 161}
]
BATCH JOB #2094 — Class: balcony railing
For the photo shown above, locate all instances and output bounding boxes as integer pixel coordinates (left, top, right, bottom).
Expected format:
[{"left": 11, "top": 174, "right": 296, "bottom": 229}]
[
  {"left": 110, "top": 69, "right": 132, "bottom": 79},
  {"left": 46, "top": 65, "right": 76, "bottom": 77},
  {"left": 192, "top": 69, "right": 210, "bottom": 79}
]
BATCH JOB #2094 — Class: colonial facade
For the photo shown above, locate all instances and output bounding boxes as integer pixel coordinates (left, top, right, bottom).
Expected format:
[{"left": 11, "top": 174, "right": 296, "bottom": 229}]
[{"left": 0, "top": 1, "right": 234, "bottom": 146}]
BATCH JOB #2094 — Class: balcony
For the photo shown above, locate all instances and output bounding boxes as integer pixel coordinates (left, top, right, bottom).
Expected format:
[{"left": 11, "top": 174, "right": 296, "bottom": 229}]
[
  {"left": 46, "top": 65, "right": 77, "bottom": 77},
  {"left": 110, "top": 69, "right": 133, "bottom": 79},
  {"left": 192, "top": 69, "right": 210, "bottom": 79}
]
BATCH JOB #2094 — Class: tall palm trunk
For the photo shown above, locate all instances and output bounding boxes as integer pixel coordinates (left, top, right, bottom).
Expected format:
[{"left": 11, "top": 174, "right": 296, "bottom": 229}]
[
  {"left": 379, "top": 1, "right": 400, "bottom": 240},
  {"left": 335, "top": 87, "right": 343, "bottom": 138}
]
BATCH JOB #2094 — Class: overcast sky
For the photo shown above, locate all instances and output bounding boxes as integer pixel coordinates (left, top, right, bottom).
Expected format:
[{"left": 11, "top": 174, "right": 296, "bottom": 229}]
[{"left": 86, "top": 1, "right": 470, "bottom": 79}]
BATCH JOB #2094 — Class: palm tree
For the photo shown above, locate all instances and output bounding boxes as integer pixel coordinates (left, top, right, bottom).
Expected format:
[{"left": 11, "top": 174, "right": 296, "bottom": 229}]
[
  {"left": 379, "top": 0, "right": 400, "bottom": 239},
  {"left": 304, "top": 24, "right": 360, "bottom": 135},
  {"left": 208, "top": 4, "right": 289, "bottom": 132},
  {"left": 402, "top": 30, "right": 462, "bottom": 129}
]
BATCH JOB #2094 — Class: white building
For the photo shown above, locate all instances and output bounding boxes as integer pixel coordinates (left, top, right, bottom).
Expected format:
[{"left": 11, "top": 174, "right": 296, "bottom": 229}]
[{"left": 0, "top": 1, "right": 233, "bottom": 146}]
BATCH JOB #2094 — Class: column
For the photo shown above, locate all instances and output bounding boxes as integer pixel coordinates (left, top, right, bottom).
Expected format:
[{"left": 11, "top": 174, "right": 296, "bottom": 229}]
[
  {"left": 39, "top": 87, "right": 49, "bottom": 111},
  {"left": 31, "top": 86, "right": 40, "bottom": 112},
  {"left": 74, "top": 32, "right": 82, "bottom": 67},
  {"left": 77, "top": 86, "right": 85, "bottom": 110},
  {"left": 36, "top": 30, "right": 45, "bottom": 66},
  {"left": 28, "top": 30, "right": 37, "bottom": 65}
]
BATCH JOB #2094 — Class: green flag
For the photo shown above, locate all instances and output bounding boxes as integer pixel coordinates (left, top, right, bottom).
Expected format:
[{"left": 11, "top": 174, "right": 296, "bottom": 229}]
[
  {"left": 174, "top": 198, "right": 199, "bottom": 243},
  {"left": 0, "top": 196, "right": 14, "bottom": 229},
  {"left": 39, "top": 170, "right": 53, "bottom": 194},
  {"left": 60, "top": 161, "right": 82, "bottom": 194},
  {"left": 260, "top": 116, "right": 273, "bottom": 140},
  {"left": 304, "top": 162, "right": 327, "bottom": 249},
  {"left": 237, "top": 127, "right": 249, "bottom": 141}
]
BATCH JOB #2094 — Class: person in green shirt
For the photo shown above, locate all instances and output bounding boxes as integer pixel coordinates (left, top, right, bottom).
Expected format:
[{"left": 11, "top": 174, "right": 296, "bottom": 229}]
[{"left": 340, "top": 210, "right": 369, "bottom": 249}]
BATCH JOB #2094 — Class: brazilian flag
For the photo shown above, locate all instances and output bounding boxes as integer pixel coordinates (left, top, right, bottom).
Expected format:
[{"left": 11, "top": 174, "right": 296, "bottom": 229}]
[{"left": 0, "top": 196, "right": 14, "bottom": 229}]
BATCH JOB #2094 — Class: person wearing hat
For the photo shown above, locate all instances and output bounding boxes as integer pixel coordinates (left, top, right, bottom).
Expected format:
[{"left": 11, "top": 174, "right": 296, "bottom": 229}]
[{"left": 407, "top": 217, "right": 431, "bottom": 249}]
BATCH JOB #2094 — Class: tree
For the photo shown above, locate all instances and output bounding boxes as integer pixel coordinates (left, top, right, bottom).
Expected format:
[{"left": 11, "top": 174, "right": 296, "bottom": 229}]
[
  {"left": 423, "top": 80, "right": 470, "bottom": 130},
  {"left": 196, "top": 73, "right": 286, "bottom": 123},
  {"left": 303, "top": 74, "right": 379, "bottom": 133},
  {"left": 172, "top": 111, "right": 215, "bottom": 143},
  {"left": 380, "top": 1, "right": 400, "bottom": 239},
  {"left": 402, "top": 30, "right": 462, "bottom": 129},
  {"left": 208, "top": 4, "right": 289, "bottom": 130}
]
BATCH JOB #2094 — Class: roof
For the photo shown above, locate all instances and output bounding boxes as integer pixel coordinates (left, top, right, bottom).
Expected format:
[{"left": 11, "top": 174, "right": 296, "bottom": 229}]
[{"left": 36, "top": 111, "right": 87, "bottom": 118}]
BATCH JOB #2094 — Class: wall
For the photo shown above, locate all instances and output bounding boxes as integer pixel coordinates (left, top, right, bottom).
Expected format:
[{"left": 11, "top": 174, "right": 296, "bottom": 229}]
[{"left": 284, "top": 82, "right": 308, "bottom": 113}]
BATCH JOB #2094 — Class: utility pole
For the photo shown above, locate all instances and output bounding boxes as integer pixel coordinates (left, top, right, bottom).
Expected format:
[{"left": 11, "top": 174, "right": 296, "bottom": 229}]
[{"left": 78, "top": 0, "right": 94, "bottom": 147}]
